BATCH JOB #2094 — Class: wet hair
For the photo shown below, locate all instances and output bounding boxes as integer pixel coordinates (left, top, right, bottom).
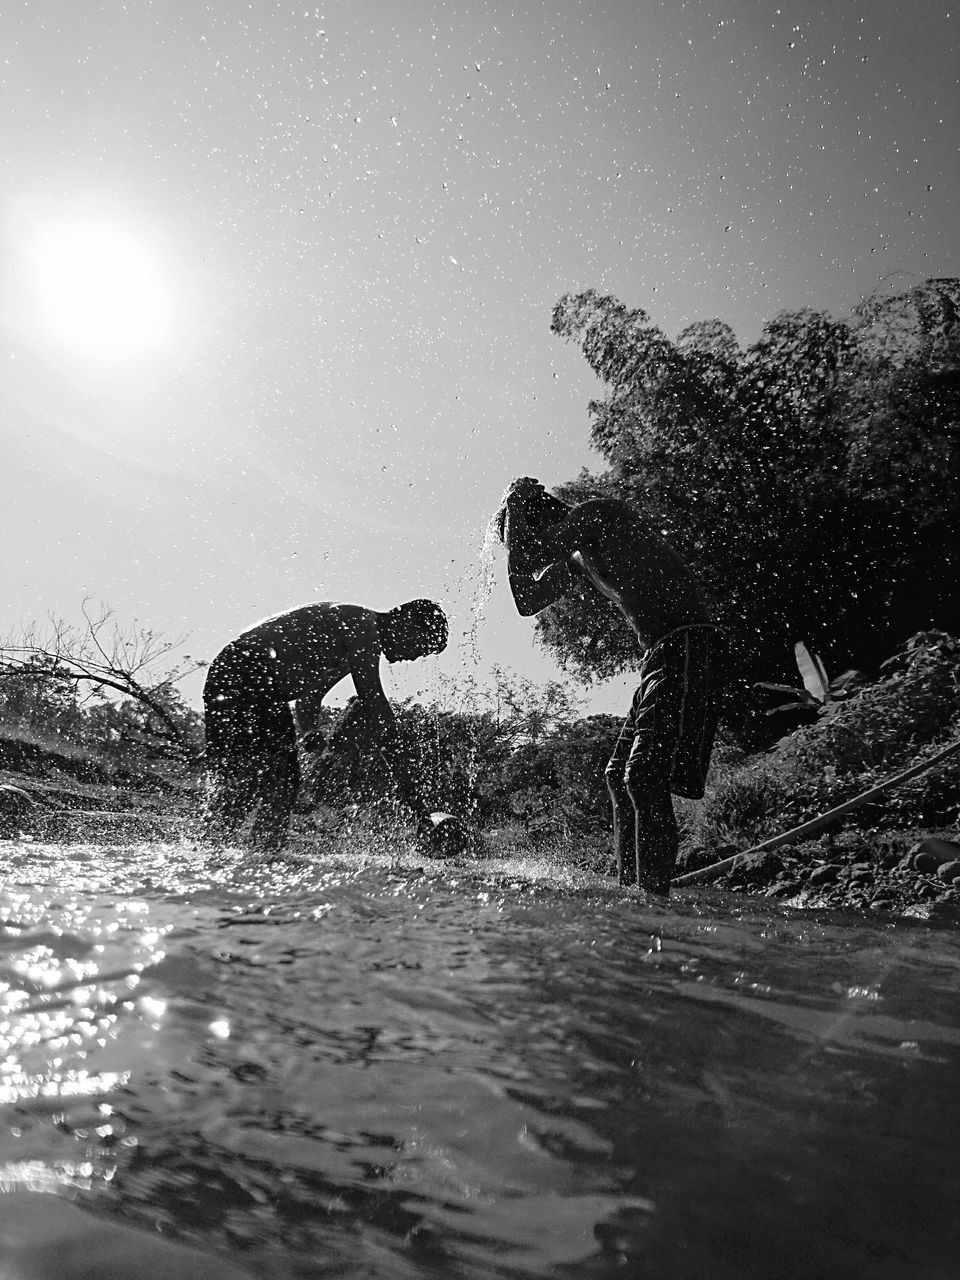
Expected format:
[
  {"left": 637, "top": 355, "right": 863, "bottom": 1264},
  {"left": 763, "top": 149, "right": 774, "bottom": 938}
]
[
  {"left": 494, "top": 479, "right": 570, "bottom": 543},
  {"left": 392, "top": 598, "right": 448, "bottom": 652}
]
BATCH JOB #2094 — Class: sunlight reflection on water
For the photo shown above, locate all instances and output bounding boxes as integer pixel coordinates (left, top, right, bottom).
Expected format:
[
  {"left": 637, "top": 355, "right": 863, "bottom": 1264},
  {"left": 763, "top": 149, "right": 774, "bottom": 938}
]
[{"left": 1, "top": 837, "right": 959, "bottom": 1279}]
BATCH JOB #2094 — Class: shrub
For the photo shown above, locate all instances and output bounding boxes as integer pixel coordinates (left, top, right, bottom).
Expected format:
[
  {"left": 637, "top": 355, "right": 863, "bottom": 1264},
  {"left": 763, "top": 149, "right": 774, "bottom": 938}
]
[{"left": 689, "top": 632, "right": 960, "bottom": 855}]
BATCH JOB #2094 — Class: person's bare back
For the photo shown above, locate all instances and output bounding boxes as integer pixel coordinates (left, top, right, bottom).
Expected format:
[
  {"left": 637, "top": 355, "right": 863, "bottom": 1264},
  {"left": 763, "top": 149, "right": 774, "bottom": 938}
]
[
  {"left": 232, "top": 602, "right": 388, "bottom": 710},
  {"left": 554, "top": 499, "right": 708, "bottom": 647}
]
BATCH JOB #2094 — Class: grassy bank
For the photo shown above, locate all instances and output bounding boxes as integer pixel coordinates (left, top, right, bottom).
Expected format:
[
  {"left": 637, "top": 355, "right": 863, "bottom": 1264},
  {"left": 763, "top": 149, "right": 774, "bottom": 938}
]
[{"left": 0, "top": 720, "right": 198, "bottom": 842}]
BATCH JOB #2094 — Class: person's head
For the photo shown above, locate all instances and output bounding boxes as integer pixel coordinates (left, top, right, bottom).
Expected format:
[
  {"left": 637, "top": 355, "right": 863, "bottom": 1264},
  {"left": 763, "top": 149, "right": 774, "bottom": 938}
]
[
  {"left": 382, "top": 599, "right": 448, "bottom": 663},
  {"left": 494, "top": 476, "right": 571, "bottom": 542}
]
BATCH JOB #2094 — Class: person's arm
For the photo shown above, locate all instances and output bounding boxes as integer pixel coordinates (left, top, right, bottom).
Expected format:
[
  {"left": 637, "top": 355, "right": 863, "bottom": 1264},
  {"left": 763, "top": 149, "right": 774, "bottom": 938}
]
[
  {"left": 343, "top": 614, "right": 395, "bottom": 728},
  {"left": 344, "top": 614, "right": 430, "bottom": 815},
  {"left": 505, "top": 505, "right": 577, "bottom": 616}
]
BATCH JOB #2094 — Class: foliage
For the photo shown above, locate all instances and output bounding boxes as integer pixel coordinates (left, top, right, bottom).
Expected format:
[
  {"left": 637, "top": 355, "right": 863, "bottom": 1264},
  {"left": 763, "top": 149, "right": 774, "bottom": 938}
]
[
  {"left": 495, "top": 713, "right": 620, "bottom": 841},
  {"left": 84, "top": 688, "right": 204, "bottom": 763},
  {"left": 0, "top": 654, "right": 84, "bottom": 737},
  {"left": 299, "top": 667, "right": 619, "bottom": 842},
  {"left": 691, "top": 632, "right": 960, "bottom": 854},
  {"left": 755, "top": 641, "right": 865, "bottom": 714},
  {"left": 387, "top": 668, "right": 580, "bottom": 822},
  {"left": 784, "top": 631, "right": 960, "bottom": 779},
  {"left": 545, "top": 279, "right": 960, "bottom": 735},
  {"left": 687, "top": 764, "right": 792, "bottom": 856}
]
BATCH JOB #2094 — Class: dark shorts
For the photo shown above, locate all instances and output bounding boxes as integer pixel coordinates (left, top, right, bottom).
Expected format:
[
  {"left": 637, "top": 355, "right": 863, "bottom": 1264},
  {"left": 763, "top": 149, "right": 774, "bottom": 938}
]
[
  {"left": 203, "top": 642, "right": 292, "bottom": 765},
  {"left": 609, "top": 625, "right": 726, "bottom": 800}
]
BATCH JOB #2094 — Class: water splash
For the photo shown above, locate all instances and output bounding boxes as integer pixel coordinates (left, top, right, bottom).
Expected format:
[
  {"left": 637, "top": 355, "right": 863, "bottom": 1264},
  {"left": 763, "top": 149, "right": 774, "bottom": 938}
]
[{"left": 464, "top": 510, "right": 503, "bottom": 670}]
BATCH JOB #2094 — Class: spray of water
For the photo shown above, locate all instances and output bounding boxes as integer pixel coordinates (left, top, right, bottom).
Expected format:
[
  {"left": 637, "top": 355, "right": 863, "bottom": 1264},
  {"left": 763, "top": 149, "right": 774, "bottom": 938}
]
[
  {"left": 396, "top": 490, "right": 510, "bottom": 825},
  {"left": 464, "top": 505, "right": 506, "bottom": 672}
]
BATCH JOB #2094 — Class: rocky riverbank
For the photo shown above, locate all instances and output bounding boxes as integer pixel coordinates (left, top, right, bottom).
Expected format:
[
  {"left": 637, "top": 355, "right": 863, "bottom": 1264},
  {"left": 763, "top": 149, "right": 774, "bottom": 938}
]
[
  {"left": 669, "top": 633, "right": 960, "bottom": 922},
  {"left": 677, "top": 826, "right": 960, "bottom": 920}
]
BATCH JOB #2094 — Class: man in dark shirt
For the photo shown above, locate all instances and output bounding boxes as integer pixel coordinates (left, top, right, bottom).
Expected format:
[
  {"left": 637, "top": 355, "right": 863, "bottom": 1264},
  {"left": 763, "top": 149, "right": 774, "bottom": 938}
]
[
  {"left": 498, "top": 477, "right": 724, "bottom": 894},
  {"left": 202, "top": 598, "right": 447, "bottom": 852}
]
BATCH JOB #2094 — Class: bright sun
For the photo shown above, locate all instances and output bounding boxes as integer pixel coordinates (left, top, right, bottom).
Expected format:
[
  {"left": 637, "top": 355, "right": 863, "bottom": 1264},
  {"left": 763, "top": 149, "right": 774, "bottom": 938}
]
[{"left": 28, "top": 216, "right": 176, "bottom": 365}]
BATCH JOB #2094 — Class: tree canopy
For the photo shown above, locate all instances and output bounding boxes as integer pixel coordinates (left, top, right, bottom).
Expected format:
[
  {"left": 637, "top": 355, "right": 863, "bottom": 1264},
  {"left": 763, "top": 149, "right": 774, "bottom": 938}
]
[{"left": 542, "top": 278, "right": 960, "bottom": 734}]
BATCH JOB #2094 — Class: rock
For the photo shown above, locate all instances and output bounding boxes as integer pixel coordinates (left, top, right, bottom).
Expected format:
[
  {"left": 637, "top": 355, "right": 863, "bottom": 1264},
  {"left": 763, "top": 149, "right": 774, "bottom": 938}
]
[
  {"left": 915, "top": 836, "right": 960, "bottom": 866},
  {"left": 808, "top": 863, "right": 840, "bottom": 885},
  {"left": 845, "top": 862, "right": 874, "bottom": 882},
  {"left": 936, "top": 860, "right": 960, "bottom": 883},
  {"left": 726, "top": 851, "right": 785, "bottom": 889},
  {"left": 913, "top": 851, "right": 942, "bottom": 874},
  {"left": 766, "top": 878, "right": 802, "bottom": 897},
  {"left": 675, "top": 844, "right": 714, "bottom": 872}
]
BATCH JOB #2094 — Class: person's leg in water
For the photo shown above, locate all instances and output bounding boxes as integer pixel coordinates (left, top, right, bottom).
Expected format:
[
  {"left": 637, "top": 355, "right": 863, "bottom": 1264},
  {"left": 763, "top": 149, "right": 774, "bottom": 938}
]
[
  {"left": 203, "top": 666, "right": 261, "bottom": 842},
  {"left": 624, "top": 745, "right": 678, "bottom": 895},
  {"left": 606, "top": 731, "right": 678, "bottom": 894},
  {"left": 606, "top": 681, "right": 653, "bottom": 886},
  {"left": 605, "top": 656, "right": 681, "bottom": 894},
  {"left": 249, "top": 705, "right": 301, "bottom": 853},
  {"left": 203, "top": 756, "right": 252, "bottom": 842},
  {"left": 203, "top": 648, "right": 292, "bottom": 847}
]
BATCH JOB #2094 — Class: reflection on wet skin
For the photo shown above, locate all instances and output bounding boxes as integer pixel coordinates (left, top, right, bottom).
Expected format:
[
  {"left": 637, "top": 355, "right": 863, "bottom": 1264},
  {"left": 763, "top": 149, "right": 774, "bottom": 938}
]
[{"left": 1, "top": 840, "right": 960, "bottom": 1277}]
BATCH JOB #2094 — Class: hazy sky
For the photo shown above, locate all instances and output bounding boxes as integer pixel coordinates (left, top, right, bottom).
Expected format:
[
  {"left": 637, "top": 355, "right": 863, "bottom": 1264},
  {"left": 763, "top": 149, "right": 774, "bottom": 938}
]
[{"left": 1, "top": 0, "right": 957, "bottom": 715}]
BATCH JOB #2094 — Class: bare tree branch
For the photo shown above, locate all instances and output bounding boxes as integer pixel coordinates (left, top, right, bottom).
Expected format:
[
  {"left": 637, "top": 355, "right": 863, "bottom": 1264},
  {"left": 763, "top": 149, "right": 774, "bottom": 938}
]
[{"left": 1, "top": 599, "right": 207, "bottom": 760}]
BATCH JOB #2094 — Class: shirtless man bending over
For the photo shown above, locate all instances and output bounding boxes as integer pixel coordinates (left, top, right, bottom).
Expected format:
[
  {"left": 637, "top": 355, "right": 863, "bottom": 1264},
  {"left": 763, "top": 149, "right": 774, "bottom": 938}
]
[
  {"left": 202, "top": 599, "right": 447, "bottom": 852},
  {"left": 498, "top": 477, "right": 724, "bottom": 895}
]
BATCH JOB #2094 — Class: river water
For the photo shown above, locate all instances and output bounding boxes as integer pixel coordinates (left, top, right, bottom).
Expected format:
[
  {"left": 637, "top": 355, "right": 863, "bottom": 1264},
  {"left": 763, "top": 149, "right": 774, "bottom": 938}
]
[{"left": 1, "top": 837, "right": 958, "bottom": 1279}]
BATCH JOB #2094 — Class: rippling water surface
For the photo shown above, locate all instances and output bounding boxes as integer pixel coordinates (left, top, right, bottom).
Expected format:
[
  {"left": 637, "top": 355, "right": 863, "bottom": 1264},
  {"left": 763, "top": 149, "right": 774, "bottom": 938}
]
[{"left": 1, "top": 837, "right": 958, "bottom": 1279}]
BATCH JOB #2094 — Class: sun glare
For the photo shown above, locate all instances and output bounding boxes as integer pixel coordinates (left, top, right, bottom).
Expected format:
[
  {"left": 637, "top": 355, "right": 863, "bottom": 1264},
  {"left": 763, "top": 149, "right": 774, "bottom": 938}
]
[{"left": 28, "top": 216, "right": 176, "bottom": 365}]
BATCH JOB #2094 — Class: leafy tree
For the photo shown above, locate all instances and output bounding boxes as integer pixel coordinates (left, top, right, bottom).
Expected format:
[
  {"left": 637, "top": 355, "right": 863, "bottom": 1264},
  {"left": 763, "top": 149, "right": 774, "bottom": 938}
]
[
  {"left": 499, "top": 714, "right": 620, "bottom": 840},
  {"left": 83, "top": 687, "right": 204, "bottom": 763},
  {"left": 0, "top": 654, "right": 84, "bottom": 738},
  {"left": 545, "top": 279, "right": 960, "bottom": 736}
]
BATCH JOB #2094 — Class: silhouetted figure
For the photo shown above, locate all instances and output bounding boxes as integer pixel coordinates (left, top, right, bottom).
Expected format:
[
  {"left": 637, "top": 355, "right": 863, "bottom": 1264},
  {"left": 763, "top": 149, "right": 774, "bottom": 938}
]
[
  {"left": 202, "top": 599, "right": 448, "bottom": 852},
  {"left": 498, "top": 478, "right": 724, "bottom": 894}
]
